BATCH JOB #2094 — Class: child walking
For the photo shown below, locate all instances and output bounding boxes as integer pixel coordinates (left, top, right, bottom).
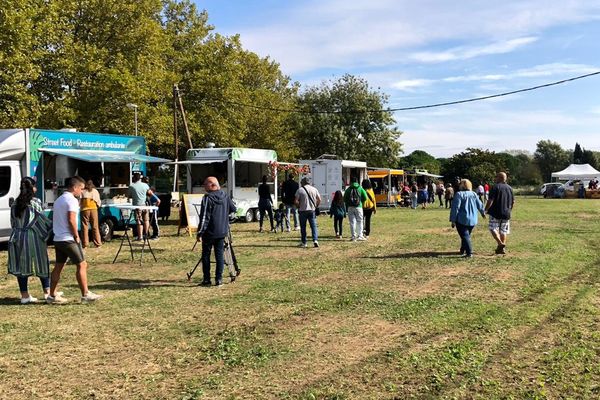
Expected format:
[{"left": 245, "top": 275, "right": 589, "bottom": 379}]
[
  {"left": 329, "top": 190, "right": 346, "bottom": 239},
  {"left": 274, "top": 203, "right": 285, "bottom": 232}
]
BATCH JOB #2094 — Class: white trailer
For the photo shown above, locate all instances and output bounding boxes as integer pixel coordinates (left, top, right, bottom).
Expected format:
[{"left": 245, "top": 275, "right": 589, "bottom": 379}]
[
  {"left": 177, "top": 147, "right": 277, "bottom": 222},
  {"left": 299, "top": 155, "right": 368, "bottom": 210}
]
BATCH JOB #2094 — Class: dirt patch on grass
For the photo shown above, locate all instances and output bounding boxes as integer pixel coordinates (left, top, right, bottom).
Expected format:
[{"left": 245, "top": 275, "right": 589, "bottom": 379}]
[
  {"left": 410, "top": 265, "right": 468, "bottom": 296},
  {"left": 232, "top": 313, "right": 409, "bottom": 397}
]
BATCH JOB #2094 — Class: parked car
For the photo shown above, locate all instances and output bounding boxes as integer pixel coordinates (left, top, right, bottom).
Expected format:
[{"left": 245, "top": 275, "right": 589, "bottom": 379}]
[{"left": 540, "top": 182, "right": 563, "bottom": 198}]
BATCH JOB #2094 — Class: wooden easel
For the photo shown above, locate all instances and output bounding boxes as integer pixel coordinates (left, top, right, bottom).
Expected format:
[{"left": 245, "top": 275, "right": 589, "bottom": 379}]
[{"left": 177, "top": 193, "right": 204, "bottom": 236}]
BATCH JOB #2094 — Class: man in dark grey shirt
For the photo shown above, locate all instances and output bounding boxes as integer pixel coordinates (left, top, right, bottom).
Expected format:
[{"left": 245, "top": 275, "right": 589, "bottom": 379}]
[{"left": 485, "top": 172, "right": 515, "bottom": 255}]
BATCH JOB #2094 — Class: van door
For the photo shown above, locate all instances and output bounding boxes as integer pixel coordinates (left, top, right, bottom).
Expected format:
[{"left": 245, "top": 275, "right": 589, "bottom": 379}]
[
  {"left": 0, "top": 162, "right": 20, "bottom": 241},
  {"left": 312, "top": 163, "right": 328, "bottom": 208}
]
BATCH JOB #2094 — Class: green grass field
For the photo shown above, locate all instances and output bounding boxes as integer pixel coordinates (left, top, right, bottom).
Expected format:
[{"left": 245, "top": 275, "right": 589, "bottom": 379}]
[{"left": 1, "top": 197, "right": 599, "bottom": 399}]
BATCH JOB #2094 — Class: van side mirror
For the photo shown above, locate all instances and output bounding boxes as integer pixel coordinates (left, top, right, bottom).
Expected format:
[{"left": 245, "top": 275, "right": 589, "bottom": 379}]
[{"left": 9, "top": 197, "right": 14, "bottom": 207}]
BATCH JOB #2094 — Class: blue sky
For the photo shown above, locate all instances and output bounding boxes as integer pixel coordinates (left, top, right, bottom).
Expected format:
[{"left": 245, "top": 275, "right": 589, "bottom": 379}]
[{"left": 195, "top": 0, "right": 600, "bottom": 157}]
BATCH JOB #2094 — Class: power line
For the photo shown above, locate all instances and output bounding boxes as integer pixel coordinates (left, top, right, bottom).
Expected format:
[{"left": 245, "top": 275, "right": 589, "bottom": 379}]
[
  {"left": 207, "top": 71, "right": 600, "bottom": 114},
  {"left": 390, "top": 71, "right": 600, "bottom": 111}
]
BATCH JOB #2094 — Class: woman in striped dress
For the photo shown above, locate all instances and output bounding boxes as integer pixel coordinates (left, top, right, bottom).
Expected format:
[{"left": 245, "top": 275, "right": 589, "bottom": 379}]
[{"left": 8, "top": 177, "right": 53, "bottom": 304}]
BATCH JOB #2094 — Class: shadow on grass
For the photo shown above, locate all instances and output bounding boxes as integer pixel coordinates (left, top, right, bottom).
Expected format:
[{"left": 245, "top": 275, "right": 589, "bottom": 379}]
[
  {"left": 91, "top": 278, "right": 189, "bottom": 291},
  {"left": 0, "top": 297, "right": 21, "bottom": 306},
  {"left": 363, "top": 251, "right": 460, "bottom": 259}
]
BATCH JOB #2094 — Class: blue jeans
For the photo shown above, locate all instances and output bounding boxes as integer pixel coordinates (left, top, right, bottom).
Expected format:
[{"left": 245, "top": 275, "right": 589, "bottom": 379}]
[
  {"left": 285, "top": 204, "right": 298, "bottom": 229},
  {"left": 201, "top": 237, "right": 225, "bottom": 283},
  {"left": 455, "top": 223, "right": 474, "bottom": 256},
  {"left": 299, "top": 211, "right": 318, "bottom": 244},
  {"left": 17, "top": 275, "right": 50, "bottom": 293}
]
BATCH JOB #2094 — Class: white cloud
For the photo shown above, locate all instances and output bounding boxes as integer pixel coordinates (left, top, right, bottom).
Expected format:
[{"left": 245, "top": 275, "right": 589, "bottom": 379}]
[
  {"left": 391, "top": 79, "right": 433, "bottom": 91},
  {"left": 409, "top": 37, "right": 538, "bottom": 63},
  {"left": 443, "top": 63, "right": 599, "bottom": 83},
  {"left": 233, "top": 0, "right": 600, "bottom": 74}
]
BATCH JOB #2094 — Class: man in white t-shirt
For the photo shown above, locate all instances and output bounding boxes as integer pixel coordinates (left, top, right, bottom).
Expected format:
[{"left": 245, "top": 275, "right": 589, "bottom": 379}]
[
  {"left": 294, "top": 177, "right": 321, "bottom": 248},
  {"left": 47, "top": 176, "right": 102, "bottom": 304}
]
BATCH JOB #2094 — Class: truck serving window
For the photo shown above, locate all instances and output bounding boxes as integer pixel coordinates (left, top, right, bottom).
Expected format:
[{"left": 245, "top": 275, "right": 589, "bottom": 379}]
[{"left": 0, "top": 166, "right": 10, "bottom": 197}]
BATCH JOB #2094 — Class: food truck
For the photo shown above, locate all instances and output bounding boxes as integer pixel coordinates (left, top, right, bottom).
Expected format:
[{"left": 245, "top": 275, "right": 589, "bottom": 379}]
[
  {"left": 299, "top": 155, "right": 368, "bottom": 211},
  {"left": 176, "top": 147, "right": 277, "bottom": 222},
  {"left": 367, "top": 168, "right": 405, "bottom": 206},
  {"left": 0, "top": 128, "right": 170, "bottom": 242}
]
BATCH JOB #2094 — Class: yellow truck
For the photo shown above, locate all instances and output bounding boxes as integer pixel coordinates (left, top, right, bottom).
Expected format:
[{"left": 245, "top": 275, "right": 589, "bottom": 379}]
[{"left": 367, "top": 169, "right": 404, "bottom": 207}]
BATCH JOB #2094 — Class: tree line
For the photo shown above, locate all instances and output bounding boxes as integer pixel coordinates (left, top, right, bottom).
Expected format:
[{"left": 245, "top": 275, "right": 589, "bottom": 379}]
[
  {"left": 0, "top": 0, "right": 401, "bottom": 165},
  {"left": 400, "top": 141, "right": 598, "bottom": 186}
]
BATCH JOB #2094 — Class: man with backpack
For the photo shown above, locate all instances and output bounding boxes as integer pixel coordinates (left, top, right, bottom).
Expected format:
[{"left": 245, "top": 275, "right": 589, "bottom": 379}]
[{"left": 343, "top": 176, "right": 368, "bottom": 241}]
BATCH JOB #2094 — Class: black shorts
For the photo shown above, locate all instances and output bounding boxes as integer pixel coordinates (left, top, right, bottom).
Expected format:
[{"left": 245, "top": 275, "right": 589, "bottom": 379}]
[{"left": 55, "top": 241, "right": 85, "bottom": 264}]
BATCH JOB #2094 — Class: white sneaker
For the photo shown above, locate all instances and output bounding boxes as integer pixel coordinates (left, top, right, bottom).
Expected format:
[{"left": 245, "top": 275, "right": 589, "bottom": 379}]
[
  {"left": 81, "top": 291, "right": 103, "bottom": 303},
  {"left": 44, "top": 291, "right": 63, "bottom": 300},
  {"left": 286, "top": 228, "right": 291, "bottom": 232},
  {"left": 350, "top": 236, "right": 356, "bottom": 241},
  {"left": 357, "top": 236, "right": 367, "bottom": 241},
  {"left": 20, "top": 296, "right": 38, "bottom": 304},
  {"left": 294, "top": 227, "right": 300, "bottom": 231},
  {"left": 46, "top": 294, "right": 69, "bottom": 305},
  {"left": 313, "top": 241, "right": 319, "bottom": 248},
  {"left": 298, "top": 242, "right": 307, "bottom": 248}
]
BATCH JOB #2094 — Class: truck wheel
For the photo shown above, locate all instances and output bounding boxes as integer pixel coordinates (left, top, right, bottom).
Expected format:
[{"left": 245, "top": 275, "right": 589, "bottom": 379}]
[
  {"left": 100, "top": 219, "right": 115, "bottom": 242},
  {"left": 244, "top": 209, "right": 254, "bottom": 223}
]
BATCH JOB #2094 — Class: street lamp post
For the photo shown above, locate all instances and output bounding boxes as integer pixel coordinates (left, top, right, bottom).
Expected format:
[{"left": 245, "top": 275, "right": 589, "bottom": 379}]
[{"left": 126, "top": 103, "right": 138, "bottom": 135}]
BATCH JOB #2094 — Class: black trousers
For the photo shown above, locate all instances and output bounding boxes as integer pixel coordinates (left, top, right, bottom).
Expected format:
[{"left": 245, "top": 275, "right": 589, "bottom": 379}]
[
  {"left": 363, "top": 209, "right": 373, "bottom": 236},
  {"left": 333, "top": 216, "right": 343, "bottom": 236},
  {"left": 259, "top": 201, "right": 274, "bottom": 230}
]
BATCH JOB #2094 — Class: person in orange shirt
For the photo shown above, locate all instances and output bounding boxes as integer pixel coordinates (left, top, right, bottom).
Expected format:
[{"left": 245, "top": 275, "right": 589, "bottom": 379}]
[{"left": 80, "top": 179, "right": 102, "bottom": 248}]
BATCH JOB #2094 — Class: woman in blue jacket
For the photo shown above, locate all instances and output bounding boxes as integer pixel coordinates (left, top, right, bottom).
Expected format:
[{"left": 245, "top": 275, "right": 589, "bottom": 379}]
[{"left": 449, "top": 179, "right": 486, "bottom": 258}]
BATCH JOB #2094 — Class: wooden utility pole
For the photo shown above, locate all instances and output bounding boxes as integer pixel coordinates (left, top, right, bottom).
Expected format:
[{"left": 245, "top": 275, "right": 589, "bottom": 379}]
[
  {"left": 174, "top": 84, "right": 193, "bottom": 150},
  {"left": 173, "top": 85, "right": 179, "bottom": 192}
]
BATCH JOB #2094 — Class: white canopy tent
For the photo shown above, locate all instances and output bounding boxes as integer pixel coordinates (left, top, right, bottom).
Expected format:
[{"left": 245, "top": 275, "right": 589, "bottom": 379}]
[{"left": 551, "top": 164, "right": 600, "bottom": 180}]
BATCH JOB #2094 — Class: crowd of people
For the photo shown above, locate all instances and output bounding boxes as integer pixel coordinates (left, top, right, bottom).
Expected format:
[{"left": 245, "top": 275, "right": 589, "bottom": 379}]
[
  {"left": 258, "top": 174, "right": 378, "bottom": 247},
  {"left": 6, "top": 170, "right": 514, "bottom": 300},
  {"left": 252, "top": 172, "right": 514, "bottom": 259}
]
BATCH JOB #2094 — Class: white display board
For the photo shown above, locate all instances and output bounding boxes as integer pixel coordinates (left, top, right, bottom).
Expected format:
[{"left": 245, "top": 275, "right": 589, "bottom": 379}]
[{"left": 182, "top": 193, "right": 204, "bottom": 235}]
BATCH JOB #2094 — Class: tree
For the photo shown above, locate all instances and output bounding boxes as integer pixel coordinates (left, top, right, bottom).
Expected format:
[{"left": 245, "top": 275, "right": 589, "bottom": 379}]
[
  {"left": 582, "top": 149, "right": 598, "bottom": 169},
  {"left": 400, "top": 150, "right": 440, "bottom": 173},
  {"left": 441, "top": 148, "right": 506, "bottom": 185},
  {"left": 534, "top": 140, "right": 570, "bottom": 182},
  {"left": 292, "top": 74, "right": 402, "bottom": 167},
  {"left": 497, "top": 152, "right": 542, "bottom": 186},
  {"left": 176, "top": 33, "right": 298, "bottom": 161},
  {"left": 573, "top": 143, "right": 584, "bottom": 164},
  {"left": 0, "top": 1, "right": 47, "bottom": 127},
  {"left": 0, "top": 0, "right": 299, "bottom": 160}
]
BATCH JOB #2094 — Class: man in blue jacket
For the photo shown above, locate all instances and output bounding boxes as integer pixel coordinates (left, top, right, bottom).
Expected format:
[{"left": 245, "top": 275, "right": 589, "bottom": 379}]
[{"left": 197, "top": 176, "right": 236, "bottom": 286}]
